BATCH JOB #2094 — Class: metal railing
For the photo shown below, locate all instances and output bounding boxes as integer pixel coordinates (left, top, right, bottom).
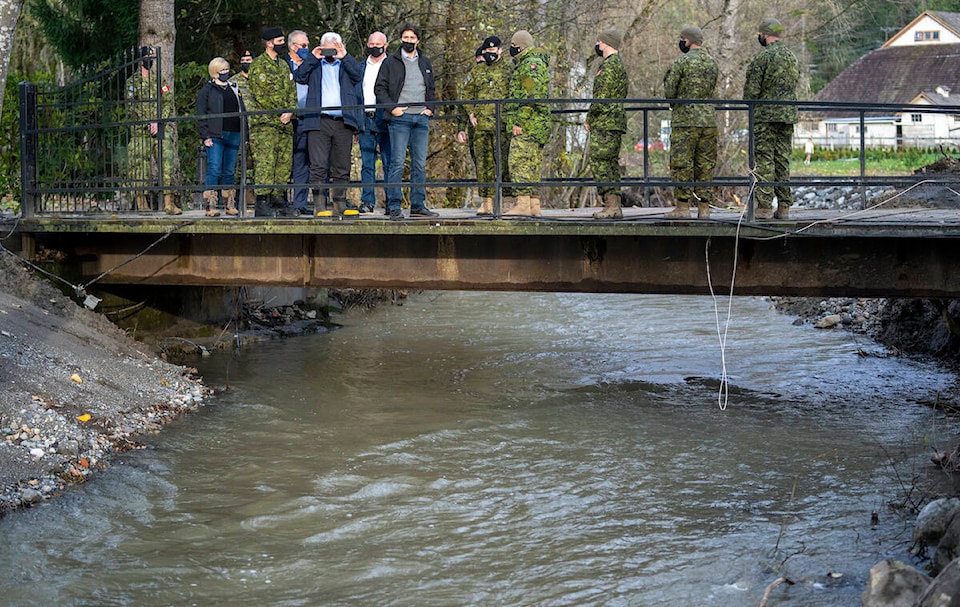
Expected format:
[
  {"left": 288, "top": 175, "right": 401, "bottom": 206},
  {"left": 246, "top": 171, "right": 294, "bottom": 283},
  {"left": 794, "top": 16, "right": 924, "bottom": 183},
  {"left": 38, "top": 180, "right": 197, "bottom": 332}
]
[{"left": 18, "top": 56, "right": 960, "bottom": 220}]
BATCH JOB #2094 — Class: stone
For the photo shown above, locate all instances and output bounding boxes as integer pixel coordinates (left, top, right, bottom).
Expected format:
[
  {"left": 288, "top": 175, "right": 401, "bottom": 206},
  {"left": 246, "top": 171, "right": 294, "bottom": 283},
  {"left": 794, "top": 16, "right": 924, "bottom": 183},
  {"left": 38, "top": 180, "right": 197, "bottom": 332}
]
[
  {"left": 815, "top": 314, "right": 842, "bottom": 329},
  {"left": 916, "top": 556, "right": 960, "bottom": 606},
  {"left": 916, "top": 499, "right": 960, "bottom": 544},
  {"left": 861, "top": 559, "right": 931, "bottom": 607},
  {"left": 20, "top": 488, "right": 42, "bottom": 505}
]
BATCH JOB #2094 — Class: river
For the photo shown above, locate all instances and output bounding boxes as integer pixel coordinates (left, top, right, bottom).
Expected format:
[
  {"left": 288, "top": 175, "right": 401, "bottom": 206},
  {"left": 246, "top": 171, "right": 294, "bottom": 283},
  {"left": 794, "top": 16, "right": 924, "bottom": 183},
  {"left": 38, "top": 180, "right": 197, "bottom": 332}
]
[{"left": 0, "top": 292, "right": 957, "bottom": 606}]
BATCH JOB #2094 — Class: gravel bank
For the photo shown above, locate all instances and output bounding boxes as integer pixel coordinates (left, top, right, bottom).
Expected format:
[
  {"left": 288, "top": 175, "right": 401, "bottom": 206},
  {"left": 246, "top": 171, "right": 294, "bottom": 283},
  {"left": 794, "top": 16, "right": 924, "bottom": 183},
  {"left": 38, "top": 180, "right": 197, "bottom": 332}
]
[{"left": 0, "top": 251, "right": 208, "bottom": 515}]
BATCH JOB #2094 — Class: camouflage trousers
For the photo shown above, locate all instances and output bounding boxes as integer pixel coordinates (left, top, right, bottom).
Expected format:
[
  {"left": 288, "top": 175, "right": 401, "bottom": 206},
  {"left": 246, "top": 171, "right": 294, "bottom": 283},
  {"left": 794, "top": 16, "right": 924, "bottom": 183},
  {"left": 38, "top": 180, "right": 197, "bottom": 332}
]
[
  {"left": 754, "top": 122, "right": 793, "bottom": 209},
  {"left": 669, "top": 126, "right": 717, "bottom": 203},
  {"left": 509, "top": 133, "right": 544, "bottom": 197},
  {"left": 588, "top": 129, "right": 622, "bottom": 196},
  {"left": 128, "top": 131, "right": 175, "bottom": 198},
  {"left": 471, "top": 128, "right": 510, "bottom": 197},
  {"left": 250, "top": 123, "right": 293, "bottom": 197}
]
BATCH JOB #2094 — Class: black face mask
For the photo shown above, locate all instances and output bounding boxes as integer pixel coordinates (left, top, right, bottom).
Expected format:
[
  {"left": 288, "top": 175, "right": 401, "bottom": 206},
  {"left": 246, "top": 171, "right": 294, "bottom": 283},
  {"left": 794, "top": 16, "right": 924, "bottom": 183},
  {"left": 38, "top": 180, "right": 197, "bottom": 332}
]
[
  {"left": 482, "top": 52, "right": 498, "bottom": 65},
  {"left": 595, "top": 44, "right": 603, "bottom": 57},
  {"left": 678, "top": 40, "right": 690, "bottom": 54},
  {"left": 758, "top": 34, "right": 768, "bottom": 47},
  {"left": 142, "top": 58, "right": 154, "bottom": 71},
  {"left": 240, "top": 63, "right": 251, "bottom": 74},
  {"left": 509, "top": 45, "right": 520, "bottom": 57},
  {"left": 217, "top": 70, "right": 230, "bottom": 81},
  {"left": 400, "top": 41, "right": 416, "bottom": 53},
  {"left": 367, "top": 46, "right": 385, "bottom": 57}
]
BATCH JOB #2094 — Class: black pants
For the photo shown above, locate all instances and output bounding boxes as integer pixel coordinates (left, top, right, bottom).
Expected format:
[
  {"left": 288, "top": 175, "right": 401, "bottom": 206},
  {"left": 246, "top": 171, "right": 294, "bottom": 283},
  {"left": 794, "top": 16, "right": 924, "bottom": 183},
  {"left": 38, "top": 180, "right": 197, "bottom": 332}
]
[{"left": 307, "top": 116, "right": 354, "bottom": 201}]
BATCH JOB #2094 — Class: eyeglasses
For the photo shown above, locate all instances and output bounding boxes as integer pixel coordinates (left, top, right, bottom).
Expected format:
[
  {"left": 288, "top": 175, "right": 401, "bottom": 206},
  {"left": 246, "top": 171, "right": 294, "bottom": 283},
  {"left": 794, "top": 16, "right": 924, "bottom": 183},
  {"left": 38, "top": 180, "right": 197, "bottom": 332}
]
[{"left": 296, "top": 43, "right": 308, "bottom": 48}]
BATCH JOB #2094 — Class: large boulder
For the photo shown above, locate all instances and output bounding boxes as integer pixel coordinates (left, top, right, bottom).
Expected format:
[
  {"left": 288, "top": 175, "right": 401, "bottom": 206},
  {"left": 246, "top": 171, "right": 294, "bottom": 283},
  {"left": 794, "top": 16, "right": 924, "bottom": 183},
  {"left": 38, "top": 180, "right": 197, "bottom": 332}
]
[
  {"left": 861, "top": 559, "right": 932, "bottom": 607},
  {"left": 915, "top": 556, "right": 960, "bottom": 606},
  {"left": 915, "top": 499, "right": 960, "bottom": 575}
]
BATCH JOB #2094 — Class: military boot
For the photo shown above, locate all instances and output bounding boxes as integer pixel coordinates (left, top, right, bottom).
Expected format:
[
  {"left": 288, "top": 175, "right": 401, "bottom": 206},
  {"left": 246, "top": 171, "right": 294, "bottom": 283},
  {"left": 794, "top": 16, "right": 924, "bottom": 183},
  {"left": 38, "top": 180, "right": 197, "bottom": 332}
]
[
  {"left": 510, "top": 195, "right": 532, "bottom": 215},
  {"left": 203, "top": 190, "right": 220, "bottom": 217},
  {"left": 254, "top": 195, "right": 271, "bottom": 217},
  {"left": 774, "top": 203, "right": 790, "bottom": 220},
  {"left": 163, "top": 194, "right": 182, "bottom": 215},
  {"left": 134, "top": 194, "right": 150, "bottom": 211},
  {"left": 222, "top": 189, "right": 239, "bottom": 216},
  {"left": 697, "top": 202, "right": 711, "bottom": 219},
  {"left": 754, "top": 206, "right": 774, "bottom": 220},
  {"left": 529, "top": 197, "right": 542, "bottom": 216},
  {"left": 477, "top": 197, "right": 494, "bottom": 216},
  {"left": 664, "top": 200, "right": 690, "bottom": 218},
  {"left": 593, "top": 192, "right": 623, "bottom": 219}
]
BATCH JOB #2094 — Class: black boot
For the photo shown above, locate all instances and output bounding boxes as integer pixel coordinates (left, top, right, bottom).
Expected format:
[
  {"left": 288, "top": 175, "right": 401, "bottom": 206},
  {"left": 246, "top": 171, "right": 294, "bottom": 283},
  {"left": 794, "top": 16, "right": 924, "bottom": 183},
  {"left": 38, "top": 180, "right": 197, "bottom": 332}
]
[{"left": 254, "top": 195, "right": 270, "bottom": 217}]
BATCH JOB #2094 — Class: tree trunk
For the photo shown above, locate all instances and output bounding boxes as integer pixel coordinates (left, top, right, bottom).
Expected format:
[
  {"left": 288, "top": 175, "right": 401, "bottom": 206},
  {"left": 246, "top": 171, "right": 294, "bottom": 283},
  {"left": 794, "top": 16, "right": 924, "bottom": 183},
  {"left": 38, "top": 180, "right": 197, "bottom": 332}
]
[
  {"left": 0, "top": 0, "right": 26, "bottom": 118},
  {"left": 138, "top": 0, "right": 180, "bottom": 188}
]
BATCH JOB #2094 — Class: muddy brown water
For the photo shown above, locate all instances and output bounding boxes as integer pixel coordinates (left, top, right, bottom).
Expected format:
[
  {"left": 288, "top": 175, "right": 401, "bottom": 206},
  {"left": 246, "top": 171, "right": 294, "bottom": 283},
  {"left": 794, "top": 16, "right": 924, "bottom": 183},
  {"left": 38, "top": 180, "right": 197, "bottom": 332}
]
[{"left": 0, "top": 292, "right": 957, "bottom": 606}]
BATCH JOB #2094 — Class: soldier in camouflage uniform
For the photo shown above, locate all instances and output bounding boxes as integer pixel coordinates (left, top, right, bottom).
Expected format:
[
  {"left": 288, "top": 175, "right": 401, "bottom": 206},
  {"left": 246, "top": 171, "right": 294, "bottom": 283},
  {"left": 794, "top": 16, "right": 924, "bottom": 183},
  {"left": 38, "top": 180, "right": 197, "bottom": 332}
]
[
  {"left": 586, "top": 29, "right": 629, "bottom": 219},
  {"left": 249, "top": 27, "right": 297, "bottom": 216},
  {"left": 663, "top": 25, "right": 718, "bottom": 219},
  {"left": 126, "top": 46, "right": 181, "bottom": 215},
  {"left": 229, "top": 51, "right": 255, "bottom": 208},
  {"left": 458, "top": 36, "right": 512, "bottom": 216},
  {"left": 743, "top": 18, "right": 800, "bottom": 220},
  {"left": 505, "top": 30, "right": 550, "bottom": 216}
]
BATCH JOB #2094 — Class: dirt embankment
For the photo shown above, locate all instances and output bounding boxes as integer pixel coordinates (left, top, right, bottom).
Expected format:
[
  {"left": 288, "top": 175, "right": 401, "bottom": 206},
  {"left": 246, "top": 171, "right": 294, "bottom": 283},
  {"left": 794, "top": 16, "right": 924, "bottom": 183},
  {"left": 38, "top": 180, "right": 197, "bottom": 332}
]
[{"left": 0, "top": 251, "right": 207, "bottom": 515}]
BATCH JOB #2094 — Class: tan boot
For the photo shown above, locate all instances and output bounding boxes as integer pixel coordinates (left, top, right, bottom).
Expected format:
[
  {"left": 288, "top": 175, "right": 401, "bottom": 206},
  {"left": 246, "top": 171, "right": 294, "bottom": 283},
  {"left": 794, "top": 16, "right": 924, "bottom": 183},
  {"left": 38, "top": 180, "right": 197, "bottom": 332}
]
[
  {"left": 501, "top": 196, "right": 516, "bottom": 214},
  {"left": 509, "top": 195, "right": 532, "bottom": 215},
  {"left": 164, "top": 194, "right": 182, "bottom": 215},
  {"left": 203, "top": 191, "right": 220, "bottom": 217},
  {"left": 135, "top": 195, "right": 150, "bottom": 211},
  {"left": 755, "top": 206, "right": 774, "bottom": 220},
  {"left": 477, "top": 197, "right": 494, "bottom": 216},
  {"left": 697, "top": 202, "right": 711, "bottom": 219},
  {"left": 774, "top": 204, "right": 790, "bottom": 219},
  {"left": 593, "top": 192, "right": 623, "bottom": 219},
  {"left": 528, "top": 197, "right": 542, "bottom": 216},
  {"left": 222, "top": 189, "right": 239, "bottom": 216},
  {"left": 665, "top": 200, "right": 691, "bottom": 218}
]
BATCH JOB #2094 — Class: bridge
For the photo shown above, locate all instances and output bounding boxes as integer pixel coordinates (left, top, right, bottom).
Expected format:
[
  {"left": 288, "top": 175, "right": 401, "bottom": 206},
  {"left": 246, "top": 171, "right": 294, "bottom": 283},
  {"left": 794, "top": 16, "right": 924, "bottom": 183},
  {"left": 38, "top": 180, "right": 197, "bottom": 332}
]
[{"left": 9, "top": 205, "right": 960, "bottom": 298}]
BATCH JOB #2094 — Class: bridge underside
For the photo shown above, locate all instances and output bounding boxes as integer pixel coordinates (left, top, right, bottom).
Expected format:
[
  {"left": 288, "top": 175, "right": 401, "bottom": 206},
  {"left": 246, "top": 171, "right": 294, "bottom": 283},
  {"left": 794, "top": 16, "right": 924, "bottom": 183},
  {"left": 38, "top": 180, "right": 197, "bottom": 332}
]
[{"left": 16, "top": 216, "right": 960, "bottom": 298}]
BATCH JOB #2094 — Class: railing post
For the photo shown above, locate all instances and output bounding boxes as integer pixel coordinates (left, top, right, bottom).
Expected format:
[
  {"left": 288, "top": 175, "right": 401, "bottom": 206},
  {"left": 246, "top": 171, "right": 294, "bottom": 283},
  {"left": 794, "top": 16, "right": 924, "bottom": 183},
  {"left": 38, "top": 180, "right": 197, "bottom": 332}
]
[
  {"left": 642, "top": 108, "right": 650, "bottom": 206},
  {"left": 494, "top": 98, "right": 502, "bottom": 217},
  {"left": 18, "top": 82, "right": 38, "bottom": 218},
  {"left": 154, "top": 46, "right": 165, "bottom": 194},
  {"left": 859, "top": 110, "right": 867, "bottom": 210},
  {"left": 746, "top": 101, "right": 756, "bottom": 222}
]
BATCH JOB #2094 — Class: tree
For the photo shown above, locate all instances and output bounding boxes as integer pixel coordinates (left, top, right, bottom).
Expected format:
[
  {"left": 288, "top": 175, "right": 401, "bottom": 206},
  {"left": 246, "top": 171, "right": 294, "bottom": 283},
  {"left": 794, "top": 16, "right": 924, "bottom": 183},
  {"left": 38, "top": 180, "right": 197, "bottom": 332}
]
[
  {"left": 0, "top": 0, "right": 25, "bottom": 120},
  {"left": 29, "top": 0, "right": 138, "bottom": 70}
]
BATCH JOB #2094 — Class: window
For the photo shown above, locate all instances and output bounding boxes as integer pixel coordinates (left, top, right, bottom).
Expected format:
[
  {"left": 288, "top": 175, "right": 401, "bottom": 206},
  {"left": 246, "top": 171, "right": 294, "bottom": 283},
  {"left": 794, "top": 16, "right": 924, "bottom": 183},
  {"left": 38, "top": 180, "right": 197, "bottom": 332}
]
[
  {"left": 915, "top": 30, "right": 941, "bottom": 41},
  {"left": 911, "top": 113, "right": 923, "bottom": 123},
  {"left": 954, "top": 115, "right": 960, "bottom": 123}
]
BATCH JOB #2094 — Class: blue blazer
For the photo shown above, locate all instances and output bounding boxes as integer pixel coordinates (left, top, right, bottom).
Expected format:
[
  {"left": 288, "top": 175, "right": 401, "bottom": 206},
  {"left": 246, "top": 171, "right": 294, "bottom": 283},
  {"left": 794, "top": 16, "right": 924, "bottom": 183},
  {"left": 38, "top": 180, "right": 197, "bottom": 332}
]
[{"left": 292, "top": 52, "right": 363, "bottom": 131}]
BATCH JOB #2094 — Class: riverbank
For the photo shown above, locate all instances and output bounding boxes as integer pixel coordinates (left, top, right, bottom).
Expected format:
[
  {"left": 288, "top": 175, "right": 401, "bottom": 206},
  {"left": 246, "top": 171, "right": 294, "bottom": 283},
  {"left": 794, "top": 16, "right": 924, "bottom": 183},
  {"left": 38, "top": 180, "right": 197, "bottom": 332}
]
[{"left": 0, "top": 251, "right": 208, "bottom": 515}]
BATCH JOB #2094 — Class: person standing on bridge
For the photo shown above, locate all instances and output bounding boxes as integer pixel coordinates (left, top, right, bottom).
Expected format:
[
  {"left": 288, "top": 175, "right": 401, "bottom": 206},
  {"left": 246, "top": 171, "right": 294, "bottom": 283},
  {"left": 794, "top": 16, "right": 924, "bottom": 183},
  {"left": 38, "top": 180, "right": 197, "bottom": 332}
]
[
  {"left": 505, "top": 30, "right": 550, "bottom": 216},
  {"left": 586, "top": 29, "right": 629, "bottom": 220},
  {"left": 229, "top": 51, "right": 255, "bottom": 210},
  {"left": 356, "top": 31, "right": 392, "bottom": 214},
  {"left": 196, "top": 57, "right": 246, "bottom": 217},
  {"left": 458, "top": 35, "right": 512, "bottom": 217},
  {"left": 663, "top": 25, "right": 718, "bottom": 220},
  {"left": 249, "top": 27, "right": 297, "bottom": 217},
  {"left": 743, "top": 18, "right": 800, "bottom": 220}
]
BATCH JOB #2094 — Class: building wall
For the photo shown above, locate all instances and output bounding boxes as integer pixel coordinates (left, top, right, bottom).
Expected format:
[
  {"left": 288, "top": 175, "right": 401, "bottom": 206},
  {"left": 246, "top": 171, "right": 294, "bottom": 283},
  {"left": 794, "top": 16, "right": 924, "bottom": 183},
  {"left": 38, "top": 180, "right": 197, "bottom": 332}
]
[{"left": 885, "top": 15, "right": 960, "bottom": 47}]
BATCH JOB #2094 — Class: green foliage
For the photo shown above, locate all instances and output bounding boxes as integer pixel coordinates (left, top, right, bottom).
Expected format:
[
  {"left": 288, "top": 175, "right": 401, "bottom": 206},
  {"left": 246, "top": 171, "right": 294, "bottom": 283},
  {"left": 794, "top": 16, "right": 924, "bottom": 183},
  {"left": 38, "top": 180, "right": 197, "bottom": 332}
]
[
  {"left": 173, "top": 62, "right": 209, "bottom": 186},
  {"left": 29, "top": 0, "right": 139, "bottom": 70},
  {"left": 0, "top": 77, "right": 22, "bottom": 208}
]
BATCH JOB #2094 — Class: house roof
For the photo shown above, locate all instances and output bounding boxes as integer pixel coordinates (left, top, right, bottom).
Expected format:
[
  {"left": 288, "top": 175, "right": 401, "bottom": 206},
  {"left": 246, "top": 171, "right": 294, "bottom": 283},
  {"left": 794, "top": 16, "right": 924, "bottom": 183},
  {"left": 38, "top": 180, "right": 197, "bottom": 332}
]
[
  {"left": 813, "top": 43, "right": 960, "bottom": 115},
  {"left": 882, "top": 11, "right": 960, "bottom": 47}
]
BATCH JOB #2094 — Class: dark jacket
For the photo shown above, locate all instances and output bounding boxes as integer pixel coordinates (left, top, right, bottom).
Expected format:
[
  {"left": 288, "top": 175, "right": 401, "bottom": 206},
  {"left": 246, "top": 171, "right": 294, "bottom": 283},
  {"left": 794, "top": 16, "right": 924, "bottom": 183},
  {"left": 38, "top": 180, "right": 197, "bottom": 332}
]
[
  {"left": 373, "top": 50, "right": 436, "bottom": 122},
  {"left": 196, "top": 80, "right": 246, "bottom": 140},
  {"left": 293, "top": 52, "right": 363, "bottom": 131},
  {"left": 356, "top": 58, "right": 389, "bottom": 132}
]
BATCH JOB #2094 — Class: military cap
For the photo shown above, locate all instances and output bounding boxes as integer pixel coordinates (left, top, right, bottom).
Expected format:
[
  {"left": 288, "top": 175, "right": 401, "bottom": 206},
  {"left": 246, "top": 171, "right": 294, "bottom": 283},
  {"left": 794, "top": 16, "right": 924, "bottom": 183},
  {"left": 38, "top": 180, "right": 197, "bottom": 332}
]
[
  {"left": 758, "top": 18, "right": 784, "bottom": 36},
  {"left": 261, "top": 26, "right": 283, "bottom": 40},
  {"left": 240, "top": 50, "right": 254, "bottom": 61},
  {"left": 482, "top": 35, "right": 502, "bottom": 49},
  {"left": 597, "top": 29, "right": 623, "bottom": 50},
  {"left": 511, "top": 30, "right": 534, "bottom": 49},
  {"left": 680, "top": 25, "right": 703, "bottom": 45}
]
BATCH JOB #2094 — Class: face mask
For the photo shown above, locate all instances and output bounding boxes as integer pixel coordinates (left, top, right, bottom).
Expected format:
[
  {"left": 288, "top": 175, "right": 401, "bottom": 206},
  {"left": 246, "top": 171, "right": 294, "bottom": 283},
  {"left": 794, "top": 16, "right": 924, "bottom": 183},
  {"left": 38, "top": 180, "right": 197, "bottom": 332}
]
[
  {"left": 401, "top": 41, "right": 416, "bottom": 53},
  {"left": 758, "top": 34, "right": 768, "bottom": 47},
  {"left": 142, "top": 58, "right": 154, "bottom": 71},
  {"left": 217, "top": 70, "right": 230, "bottom": 81},
  {"left": 240, "top": 63, "right": 251, "bottom": 74},
  {"left": 509, "top": 45, "right": 520, "bottom": 57},
  {"left": 595, "top": 44, "right": 603, "bottom": 57},
  {"left": 296, "top": 47, "right": 310, "bottom": 60},
  {"left": 367, "top": 46, "right": 384, "bottom": 57},
  {"left": 483, "top": 52, "right": 498, "bottom": 65},
  {"left": 678, "top": 40, "right": 690, "bottom": 53}
]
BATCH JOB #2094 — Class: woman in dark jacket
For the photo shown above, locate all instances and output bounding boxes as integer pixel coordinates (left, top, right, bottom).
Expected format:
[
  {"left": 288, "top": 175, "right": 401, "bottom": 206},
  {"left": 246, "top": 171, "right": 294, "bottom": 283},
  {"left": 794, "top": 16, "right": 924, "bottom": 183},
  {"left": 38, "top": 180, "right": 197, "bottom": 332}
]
[{"left": 196, "top": 57, "right": 245, "bottom": 216}]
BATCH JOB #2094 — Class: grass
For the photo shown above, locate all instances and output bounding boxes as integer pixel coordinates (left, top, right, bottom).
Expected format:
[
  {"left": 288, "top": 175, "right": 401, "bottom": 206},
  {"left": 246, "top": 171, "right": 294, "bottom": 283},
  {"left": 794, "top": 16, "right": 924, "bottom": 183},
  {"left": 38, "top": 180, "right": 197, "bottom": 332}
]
[{"left": 791, "top": 153, "right": 943, "bottom": 176}]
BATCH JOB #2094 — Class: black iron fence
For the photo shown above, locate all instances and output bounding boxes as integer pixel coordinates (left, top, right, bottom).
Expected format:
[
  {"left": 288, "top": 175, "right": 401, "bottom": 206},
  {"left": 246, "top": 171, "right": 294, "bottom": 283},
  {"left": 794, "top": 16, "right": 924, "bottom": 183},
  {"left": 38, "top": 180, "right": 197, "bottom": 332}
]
[{"left": 18, "top": 51, "right": 960, "bottom": 219}]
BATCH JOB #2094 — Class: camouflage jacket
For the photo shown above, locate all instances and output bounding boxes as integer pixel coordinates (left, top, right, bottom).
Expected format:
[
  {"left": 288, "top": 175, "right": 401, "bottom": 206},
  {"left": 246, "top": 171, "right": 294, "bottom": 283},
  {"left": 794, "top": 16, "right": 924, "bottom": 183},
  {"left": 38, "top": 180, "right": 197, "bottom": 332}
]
[
  {"left": 663, "top": 49, "right": 718, "bottom": 128},
  {"left": 586, "top": 53, "right": 628, "bottom": 133},
  {"left": 248, "top": 52, "right": 297, "bottom": 127},
  {"left": 743, "top": 41, "right": 800, "bottom": 124},
  {"left": 506, "top": 47, "right": 551, "bottom": 144},
  {"left": 125, "top": 70, "right": 174, "bottom": 127},
  {"left": 228, "top": 73, "right": 253, "bottom": 111},
  {"left": 462, "top": 58, "right": 512, "bottom": 132}
]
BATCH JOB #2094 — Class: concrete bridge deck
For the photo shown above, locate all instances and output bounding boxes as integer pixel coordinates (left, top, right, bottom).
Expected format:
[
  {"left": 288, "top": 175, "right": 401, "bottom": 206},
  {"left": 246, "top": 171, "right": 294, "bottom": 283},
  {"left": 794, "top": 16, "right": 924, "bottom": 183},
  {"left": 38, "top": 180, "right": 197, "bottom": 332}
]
[{"left": 11, "top": 206, "right": 960, "bottom": 298}]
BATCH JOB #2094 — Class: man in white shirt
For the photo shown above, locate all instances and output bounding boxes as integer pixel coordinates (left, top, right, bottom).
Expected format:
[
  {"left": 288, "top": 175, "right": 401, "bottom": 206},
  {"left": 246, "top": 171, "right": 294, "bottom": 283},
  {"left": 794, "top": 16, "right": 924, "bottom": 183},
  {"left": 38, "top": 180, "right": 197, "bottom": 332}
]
[{"left": 356, "top": 31, "right": 391, "bottom": 213}]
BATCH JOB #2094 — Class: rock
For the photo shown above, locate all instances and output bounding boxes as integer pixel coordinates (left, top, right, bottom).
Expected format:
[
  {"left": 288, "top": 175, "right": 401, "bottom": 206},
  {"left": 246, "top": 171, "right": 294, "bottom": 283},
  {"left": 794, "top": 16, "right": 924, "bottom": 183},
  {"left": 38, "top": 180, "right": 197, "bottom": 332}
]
[
  {"left": 20, "top": 488, "right": 42, "bottom": 505},
  {"left": 915, "top": 556, "right": 960, "bottom": 606},
  {"left": 815, "top": 314, "right": 842, "bottom": 329},
  {"left": 56, "top": 439, "right": 79, "bottom": 458},
  {"left": 861, "top": 558, "right": 932, "bottom": 607},
  {"left": 916, "top": 499, "right": 960, "bottom": 544},
  {"left": 28, "top": 448, "right": 44, "bottom": 459}
]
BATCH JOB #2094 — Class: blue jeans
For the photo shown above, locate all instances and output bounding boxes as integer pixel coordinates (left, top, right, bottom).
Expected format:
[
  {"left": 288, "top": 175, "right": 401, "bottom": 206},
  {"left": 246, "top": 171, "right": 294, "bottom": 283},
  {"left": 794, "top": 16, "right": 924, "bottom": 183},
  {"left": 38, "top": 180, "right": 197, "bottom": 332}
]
[
  {"left": 204, "top": 130, "right": 241, "bottom": 187},
  {"left": 359, "top": 116, "right": 391, "bottom": 207},
  {"left": 386, "top": 113, "right": 429, "bottom": 212}
]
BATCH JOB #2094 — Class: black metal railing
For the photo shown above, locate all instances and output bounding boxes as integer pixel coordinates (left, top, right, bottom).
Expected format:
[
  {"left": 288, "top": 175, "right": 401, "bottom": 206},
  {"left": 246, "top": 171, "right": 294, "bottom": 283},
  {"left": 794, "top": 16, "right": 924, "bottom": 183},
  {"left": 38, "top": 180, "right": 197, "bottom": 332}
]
[{"left": 18, "top": 56, "right": 960, "bottom": 219}]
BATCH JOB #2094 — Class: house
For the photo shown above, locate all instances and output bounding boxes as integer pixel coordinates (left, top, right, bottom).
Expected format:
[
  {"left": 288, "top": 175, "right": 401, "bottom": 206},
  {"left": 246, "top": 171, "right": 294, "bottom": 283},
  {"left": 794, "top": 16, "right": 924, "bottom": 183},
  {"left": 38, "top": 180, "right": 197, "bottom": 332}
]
[{"left": 799, "top": 11, "right": 960, "bottom": 149}]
